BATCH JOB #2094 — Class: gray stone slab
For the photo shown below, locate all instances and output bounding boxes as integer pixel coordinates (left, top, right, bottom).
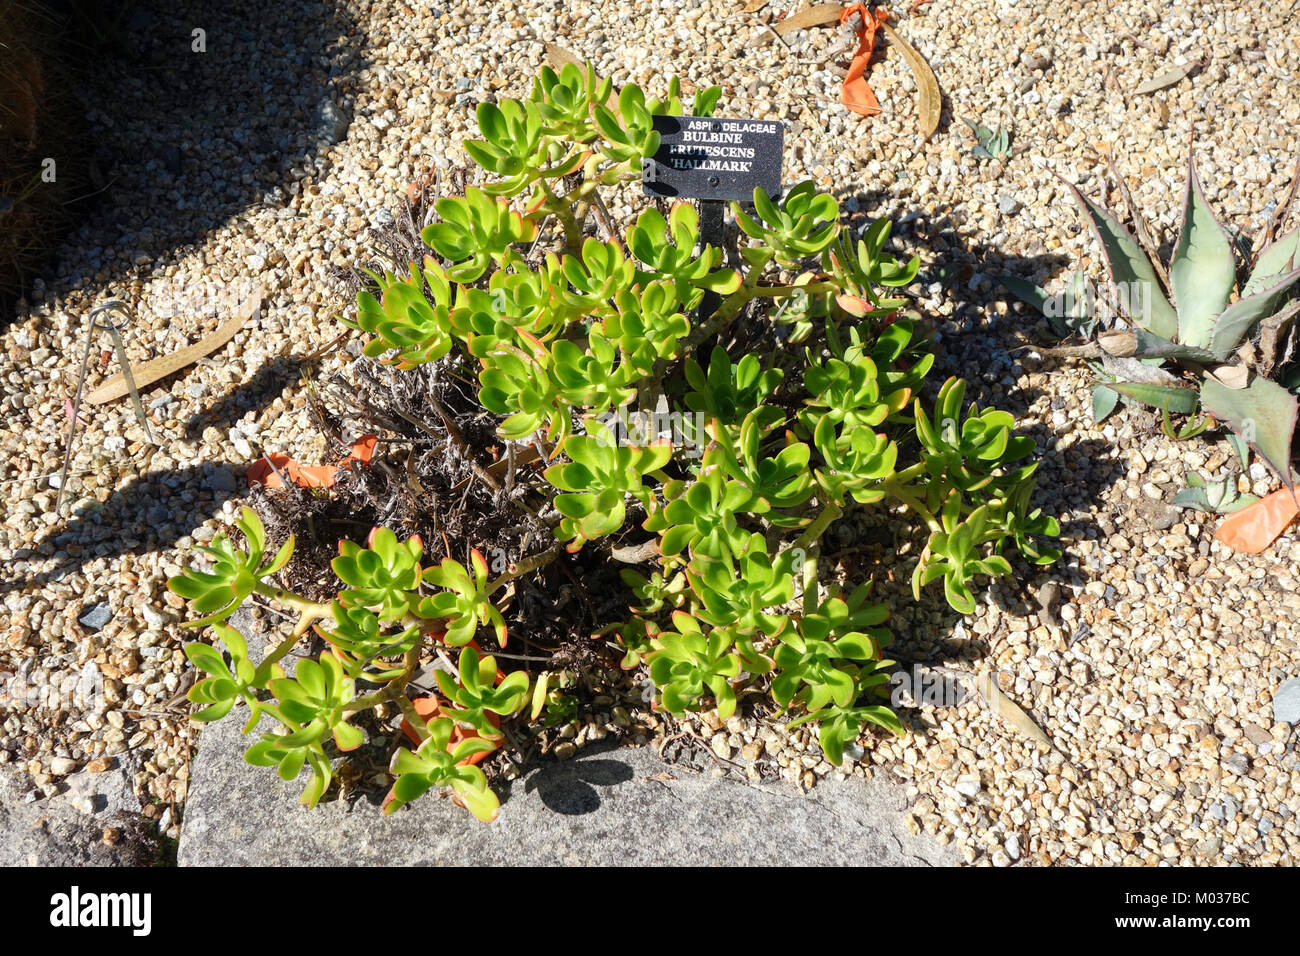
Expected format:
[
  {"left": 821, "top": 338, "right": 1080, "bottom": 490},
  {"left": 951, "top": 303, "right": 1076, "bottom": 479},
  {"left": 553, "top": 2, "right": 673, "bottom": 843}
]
[
  {"left": 182, "top": 671, "right": 949, "bottom": 863},
  {"left": 180, "top": 609, "right": 955, "bottom": 866},
  {"left": 0, "top": 765, "right": 157, "bottom": 866},
  {"left": 181, "top": 727, "right": 954, "bottom": 865}
]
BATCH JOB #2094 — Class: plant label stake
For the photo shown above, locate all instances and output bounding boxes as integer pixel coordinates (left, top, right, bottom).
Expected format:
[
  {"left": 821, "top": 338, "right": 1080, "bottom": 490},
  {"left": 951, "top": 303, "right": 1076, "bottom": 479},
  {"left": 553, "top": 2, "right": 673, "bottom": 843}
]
[
  {"left": 642, "top": 114, "right": 784, "bottom": 322},
  {"left": 56, "top": 301, "right": 154, "bottom": 517}
]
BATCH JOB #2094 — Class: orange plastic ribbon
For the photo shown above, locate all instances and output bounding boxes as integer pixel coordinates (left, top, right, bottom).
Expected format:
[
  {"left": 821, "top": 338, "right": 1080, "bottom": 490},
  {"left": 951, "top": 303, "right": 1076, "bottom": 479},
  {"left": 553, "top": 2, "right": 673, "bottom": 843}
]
[
  {"left": 840, "top": 4, "right": 891, "bottom": 117},
  {"left": 1215, "top": 488, "right": 1300, "bottom": 554}
]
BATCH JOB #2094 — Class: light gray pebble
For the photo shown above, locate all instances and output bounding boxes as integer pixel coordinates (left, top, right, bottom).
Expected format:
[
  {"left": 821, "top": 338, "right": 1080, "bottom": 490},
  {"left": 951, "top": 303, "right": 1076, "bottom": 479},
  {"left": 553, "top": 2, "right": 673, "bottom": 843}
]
[
  {"left": 77, "top": 603, "right": 111, "bottom": 632},
  {"left": 1272, "top": 678, "right": 1300, "bottom": 724}
]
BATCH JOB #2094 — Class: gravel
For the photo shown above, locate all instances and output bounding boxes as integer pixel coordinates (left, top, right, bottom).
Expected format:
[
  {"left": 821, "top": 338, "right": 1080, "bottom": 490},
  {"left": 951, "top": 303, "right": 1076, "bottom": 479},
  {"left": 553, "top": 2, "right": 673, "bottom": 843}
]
[{"left": 2, "top": 0, "right": 1299, "bottom": 865}]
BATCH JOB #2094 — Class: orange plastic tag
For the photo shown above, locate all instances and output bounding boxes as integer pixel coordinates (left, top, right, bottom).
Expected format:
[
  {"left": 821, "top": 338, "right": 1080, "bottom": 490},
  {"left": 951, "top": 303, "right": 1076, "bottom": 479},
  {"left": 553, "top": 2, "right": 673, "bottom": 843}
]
[{"left": 1215, "top": 489, "right": 1300, "bottom": 554}]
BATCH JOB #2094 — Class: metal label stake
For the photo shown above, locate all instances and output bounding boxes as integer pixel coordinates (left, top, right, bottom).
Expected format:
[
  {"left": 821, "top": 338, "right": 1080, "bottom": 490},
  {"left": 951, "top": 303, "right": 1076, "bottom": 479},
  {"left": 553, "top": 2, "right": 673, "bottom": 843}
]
[{"left": 56, "top": 301, "right": 155, "bottom": 516}]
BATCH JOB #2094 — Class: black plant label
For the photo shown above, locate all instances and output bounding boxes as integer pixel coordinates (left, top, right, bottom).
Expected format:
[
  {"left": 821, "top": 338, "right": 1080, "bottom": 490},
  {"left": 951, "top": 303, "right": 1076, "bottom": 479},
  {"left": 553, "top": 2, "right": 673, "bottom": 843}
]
[{"left": 643, "top": 115, "right": 783, "bottom": 202}]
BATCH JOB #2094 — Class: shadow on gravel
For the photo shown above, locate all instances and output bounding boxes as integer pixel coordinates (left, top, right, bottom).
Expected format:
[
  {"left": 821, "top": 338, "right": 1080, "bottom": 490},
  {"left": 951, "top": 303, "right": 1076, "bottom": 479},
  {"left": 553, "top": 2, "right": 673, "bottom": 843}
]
[
  {"left": 3, "top": 463, "right": 243, "bottom": 596},
  {"left": 183, "top": 354, "right": 305, "bottom": 439},
  {"left": 6, "top": 0, "right": 368, "bottom": 323},
  {"left": 502, "top": 740, "right": 636, "bottom": 816},
  {"left": 824, "top": 195, "right": 1127, "bottom": 701}
]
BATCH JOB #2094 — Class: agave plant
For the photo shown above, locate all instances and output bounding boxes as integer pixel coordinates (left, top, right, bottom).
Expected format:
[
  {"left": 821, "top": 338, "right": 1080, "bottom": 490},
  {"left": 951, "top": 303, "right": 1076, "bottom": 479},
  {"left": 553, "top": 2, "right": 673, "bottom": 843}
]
[{"left": 1001, "top": 147, "right": 1300, "bottom": 489}]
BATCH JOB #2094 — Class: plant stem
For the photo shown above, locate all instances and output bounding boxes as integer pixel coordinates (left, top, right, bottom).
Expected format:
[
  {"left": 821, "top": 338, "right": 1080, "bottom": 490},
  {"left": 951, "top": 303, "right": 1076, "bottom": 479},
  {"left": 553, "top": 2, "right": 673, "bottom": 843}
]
[
  {"left": 792, "top": 502, "right": 843, "bottom": 552},
  {"left": 345, "top": 646, "right": 427, "bottom": 741},
  {"left": 487, "top": 543, "right": 562, "bottom": 595},
  {"left": 884, "top": 477, "right": 940, "bottom": 532},
  {"left": 261, "top": 632, "right": 303, "bottom": 669},
  {"left": 800, "top": 543, "right": 820, "bottom": 616},
  {"left": 254, "top": 584, "right": 331, "bottom": 638},
  {"left": 746, "top": 280, "right": 839, "bottom": 300},
  {"left": 536, "top": 179, "right": 581, "bottom": 250},
  {"left": 255, "top": 584, "right": 328, "bottom": 617}
]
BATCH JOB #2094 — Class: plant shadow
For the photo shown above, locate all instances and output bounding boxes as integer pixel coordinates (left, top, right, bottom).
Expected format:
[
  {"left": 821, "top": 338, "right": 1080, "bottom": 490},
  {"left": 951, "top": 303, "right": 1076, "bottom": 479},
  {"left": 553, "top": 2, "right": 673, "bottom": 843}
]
[
  {"left": 182, "top": 354, "right": 305, "bottom": 439},
  {"left": 824, "top": 192, "right": 1129, "bottom": 698},
  {"left": 496, "top": 739, "right": 636, "bottom": 816},
  {"left": 4, "top": 463, "right": 244, "bottom": 596}
]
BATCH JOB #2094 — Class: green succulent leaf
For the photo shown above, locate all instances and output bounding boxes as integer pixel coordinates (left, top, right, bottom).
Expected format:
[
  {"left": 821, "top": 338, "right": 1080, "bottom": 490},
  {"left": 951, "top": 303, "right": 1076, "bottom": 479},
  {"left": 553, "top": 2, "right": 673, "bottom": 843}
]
[
  {"left": 1243, "top": 227, "right": 1300, "bottom": 299},
  {"left": 1092, "top": 384, "right": 1120, "bottom": 423},
  {"left": 1109, "top": 381, "right": 1200, "bottom": 415},
  {"left": 331, "top": 528, "right": 424, "bottom": 621},
  {"left": 167, "top": 508, "right": 294, "bottom": 626},
  {"left": 1207, "top": 266, "right": 1300, "bottom": 360},
  {"left": 1200, "top": 376, "right": 1297, "bottom": 487},
  {"left": 1063, "top": 178, "right": 1178, "bottom": 339},
  {"left": 1170, "top": 154, "right": 1236, "bottom": 349}
]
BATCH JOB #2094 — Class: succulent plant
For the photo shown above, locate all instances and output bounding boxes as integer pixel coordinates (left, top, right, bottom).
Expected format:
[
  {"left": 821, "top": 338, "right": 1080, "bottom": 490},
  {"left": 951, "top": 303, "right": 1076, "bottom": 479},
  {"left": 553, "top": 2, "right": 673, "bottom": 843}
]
[
  {"left": 166, "top": 507, "right": 293, "bottom": 626},
  {"left": 1171, "top": 471, "right": 1259, "bottom": 515},
  {"left": 332, "top": 528, "right": 424, "bottom": 622},
  {"left": 418, "top": 550, "right": 507, "bottom": 646},
  {"left": 167, "top": 61, "right": 1059, "bottom": 815},
  {"left": 1001, "top": 146, "right": 1300, "bottom": 492},
  {"left": 385, "top": 717, "right": 500, "bottom": 820},
  {"left": 963, "top": 119, "right": 1011, "bottom": 160},
  {"left": 433, "top": 647, "right": 530, "bottom": 740}
]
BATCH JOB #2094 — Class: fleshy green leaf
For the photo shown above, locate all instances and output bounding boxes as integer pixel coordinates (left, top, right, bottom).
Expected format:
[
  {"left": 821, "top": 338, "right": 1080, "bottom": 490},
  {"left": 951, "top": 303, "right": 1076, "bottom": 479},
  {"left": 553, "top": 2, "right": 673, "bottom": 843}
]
[
  {"left": 1110, "top": 381, "right": 1199, "bottom": 415},
  {"left": 1092, "top": 384, "right": 1120, "bottom": 423},
  {"left": 1063, "top": 178, "right": 1178, "bottom": 339},
  {"left": 1170, "top": 155, "right": 1235, "bottom": 348},
  {"left": 1201, "top": 376, "right": 1297, "bottom": 487}
]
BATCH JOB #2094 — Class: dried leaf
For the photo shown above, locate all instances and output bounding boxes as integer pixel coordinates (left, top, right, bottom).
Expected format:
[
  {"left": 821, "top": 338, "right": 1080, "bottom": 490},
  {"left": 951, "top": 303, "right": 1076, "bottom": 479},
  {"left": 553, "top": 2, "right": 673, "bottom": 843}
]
[
  {"left": 1097, "top": 329, "right": 1138, "bottom": 357},
  {"left": 1099, "top": 352, "right": 1180, "bottom": 385},
  {"left": 484, "top": 441, "right": 541, "bottom": 477},
  {"left": 246, "top": 433, "right": 378, "bottom": 490},
  {"left": 544, "top": 42, "right": 583, "bottom": 70},
  {"left": 769, "top": 3, "right": 841, "bottom": 37},
  {"left": 974, "top": 672, "right": 1056, "bottom": 750},
  {"left": 881, "top": 22, "right": 941, "bottom": 142},
  {"left": 85, "top": 290, "right": 261, "bottom": 405},
  {"left": 1132, "top": 61, "right": 1197, "bottom": 96},
  {"left": 1205, "top": 362, "right": 1250, "bottom": 389}
]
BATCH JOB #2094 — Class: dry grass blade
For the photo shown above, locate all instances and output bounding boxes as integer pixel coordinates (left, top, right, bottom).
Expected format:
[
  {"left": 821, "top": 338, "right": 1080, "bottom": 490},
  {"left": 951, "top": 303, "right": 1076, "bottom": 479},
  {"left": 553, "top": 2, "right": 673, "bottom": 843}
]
[
  {"left": 974, "top": 671, "right": 1056, "bottom": 751},
  {"left": 84, "top": 289, "right": 262, "bottom": 404},
  {"left": 881, "top": 22, "right": 941, "bottom": 142},
  {"left": 1131, "top": 60, "right": 1199, "bottom": 96}
]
